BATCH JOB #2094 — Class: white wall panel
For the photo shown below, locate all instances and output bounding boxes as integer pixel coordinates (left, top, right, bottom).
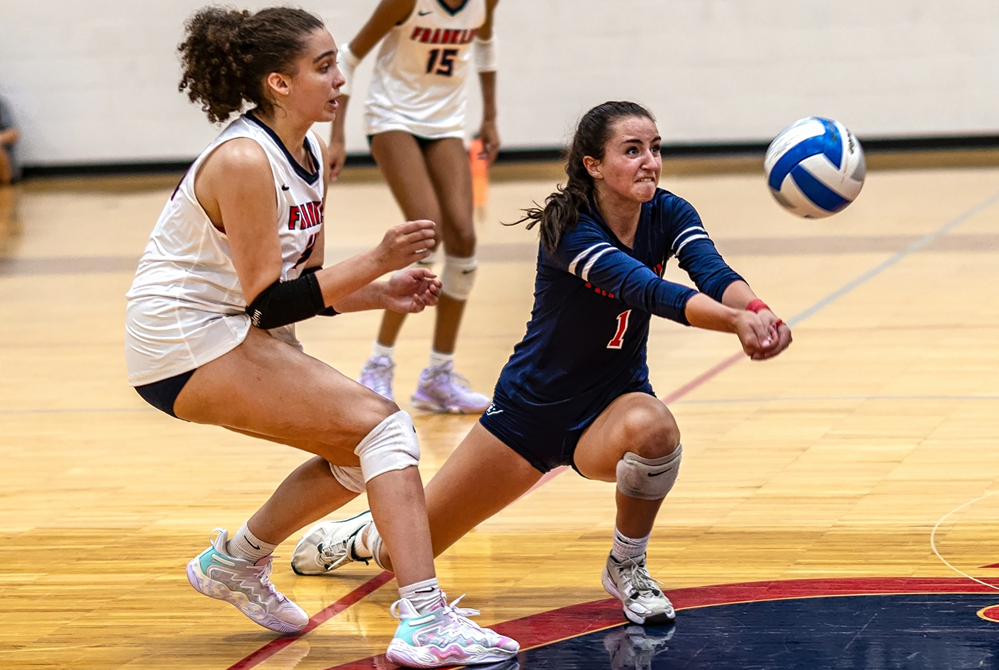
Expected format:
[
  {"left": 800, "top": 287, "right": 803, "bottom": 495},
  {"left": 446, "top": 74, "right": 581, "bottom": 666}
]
[{"left": 1, "top": 0, "right": 996, "bottom": 166}]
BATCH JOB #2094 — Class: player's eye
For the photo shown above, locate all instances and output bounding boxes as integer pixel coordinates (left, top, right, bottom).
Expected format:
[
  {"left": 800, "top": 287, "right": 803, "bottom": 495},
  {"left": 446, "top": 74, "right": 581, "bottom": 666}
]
[{"left": 651, "top": 144, "right": 661, "bottom": 155}]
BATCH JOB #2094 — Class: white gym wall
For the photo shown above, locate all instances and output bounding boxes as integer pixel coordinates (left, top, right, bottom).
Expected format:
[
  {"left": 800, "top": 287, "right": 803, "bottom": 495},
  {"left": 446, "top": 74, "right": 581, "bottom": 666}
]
[{"left": 1, "top": 0, "right": 997, "bottom": 167}]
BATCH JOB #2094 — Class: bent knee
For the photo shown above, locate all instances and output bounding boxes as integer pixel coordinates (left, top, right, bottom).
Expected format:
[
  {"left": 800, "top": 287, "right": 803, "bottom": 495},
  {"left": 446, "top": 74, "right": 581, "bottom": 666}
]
[{"left": 619, "top": 402, "right": 680, "bottom": 460}]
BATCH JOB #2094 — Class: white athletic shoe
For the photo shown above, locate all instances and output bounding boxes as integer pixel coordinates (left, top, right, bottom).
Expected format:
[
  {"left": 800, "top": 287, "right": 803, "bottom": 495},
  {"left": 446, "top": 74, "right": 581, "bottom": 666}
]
[
  {"left": 291, "top": 511, "right": 373, "bottom": 576},
  {"left": 359, "top": 355, "right": 395, "bottom": 401},
  {"left": 601, "top": 554, "right": 676, "bottom": 626},
  {"left": 186, "top": 528, "right": 309, "bottom": 633},
  {"left": 603, "top": 625, "right": 674, "bottom": 670},
  {"left": 411, "top": 361, "right": 491, "bottom": 414},
  {"left": 386, "top": 595, "right": 520, "bottom": 668}
]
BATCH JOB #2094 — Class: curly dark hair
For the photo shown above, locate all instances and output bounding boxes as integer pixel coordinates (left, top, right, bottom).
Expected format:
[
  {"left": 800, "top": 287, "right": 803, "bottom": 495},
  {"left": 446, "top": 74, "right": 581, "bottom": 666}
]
[
  {"left": 513, "top": 101, "right": 656, "bottom": 254},
  {"left": 178, "top": 6, "right": 325, "bottom": 124}
]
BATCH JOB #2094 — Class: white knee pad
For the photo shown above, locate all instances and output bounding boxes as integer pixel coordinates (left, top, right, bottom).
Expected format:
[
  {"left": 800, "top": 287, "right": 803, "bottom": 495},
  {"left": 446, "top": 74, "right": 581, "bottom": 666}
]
[
  {"left": 616, "top": 444, "right": 682, "bottom": 501},
  {"left": 329, "top": 464, "right": 366, "bottom": 493},
  {"left": 355, "top": 410, "right": 421, "bottom": 483},
  {"left": 440, "top": 254, "right": 478, "bottom": 300}
]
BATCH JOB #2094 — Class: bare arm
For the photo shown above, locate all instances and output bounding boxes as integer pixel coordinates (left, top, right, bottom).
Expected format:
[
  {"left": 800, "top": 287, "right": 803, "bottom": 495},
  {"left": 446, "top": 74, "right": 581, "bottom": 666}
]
[
  {"left": 720, "top": 280, "right": 793, "bottom": 359},
  {"left": 329, "top": 0, "right": 416, "bottom": 180},
  {"left": 195, "top": 138, "right": 435, "bottom": 312},
  {"left": 0, "top": 128, "right": 18, "bottom": 146},
  {"left": 683, "top": 293, "right": 774, "bottom": 360},
  {"left": 476, "top": 0, "right": 500, "bottom": 163}
]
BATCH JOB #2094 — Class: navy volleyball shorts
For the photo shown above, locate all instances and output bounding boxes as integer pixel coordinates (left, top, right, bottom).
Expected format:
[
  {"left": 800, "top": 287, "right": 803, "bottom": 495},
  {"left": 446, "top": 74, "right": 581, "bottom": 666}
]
[
  {"left": 479, "top": 381, "right": 656, "bottom": 474},
  {"left": 134, "top": 369, "right": 197, "bottom": 419}
]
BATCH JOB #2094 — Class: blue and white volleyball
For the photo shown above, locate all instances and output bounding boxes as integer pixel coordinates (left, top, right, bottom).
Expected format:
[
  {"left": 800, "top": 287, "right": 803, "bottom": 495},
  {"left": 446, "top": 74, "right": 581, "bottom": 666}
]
[{"left": 764, "top": 117, "right": 865, "bottom": 219}]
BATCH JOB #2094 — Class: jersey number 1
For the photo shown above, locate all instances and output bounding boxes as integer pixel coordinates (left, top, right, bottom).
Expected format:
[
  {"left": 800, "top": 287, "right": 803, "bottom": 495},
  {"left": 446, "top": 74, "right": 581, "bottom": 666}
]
[
  {"left": 607, "top": 310, "right": 631, "bottom": 349},
  {"left": 426, "top": 48, "right": 458, "bottom": 76}
]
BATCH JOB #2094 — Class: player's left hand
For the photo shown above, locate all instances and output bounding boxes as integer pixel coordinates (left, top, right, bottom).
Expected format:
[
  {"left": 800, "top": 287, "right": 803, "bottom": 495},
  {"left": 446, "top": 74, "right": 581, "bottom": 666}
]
[
  {"left": 751, "top": 310, "right": 792, "bottom": 360},
  {"left": 478, "top": 119, "right": 500, "bottom": 165},
  {"left": 383, "top": 267, "right": 441, "bottom": 313}
]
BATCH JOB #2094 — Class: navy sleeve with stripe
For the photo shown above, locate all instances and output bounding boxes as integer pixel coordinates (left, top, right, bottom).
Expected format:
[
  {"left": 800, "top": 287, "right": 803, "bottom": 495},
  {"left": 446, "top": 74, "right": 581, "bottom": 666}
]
[
  {"left": 662, "top": 195, "right": 745, "bottom": 302},
  {"left": 548, "top": 218, "right": 697, "bottom": 325}
]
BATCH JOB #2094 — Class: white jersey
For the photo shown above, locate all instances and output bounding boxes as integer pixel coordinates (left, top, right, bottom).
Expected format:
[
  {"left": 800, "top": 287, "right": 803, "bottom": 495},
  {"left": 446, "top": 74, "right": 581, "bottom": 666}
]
[
  {"left": 125, "top": 114, "right": 325, "bottom": 386},
  {"left": 365, "top": 0, "right": 487, "bottom": 139}
]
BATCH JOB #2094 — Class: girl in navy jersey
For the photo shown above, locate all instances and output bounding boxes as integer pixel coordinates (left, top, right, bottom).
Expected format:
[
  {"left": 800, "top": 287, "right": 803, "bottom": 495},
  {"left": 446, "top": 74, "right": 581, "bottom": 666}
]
[
  {"left": 329, "top": 0, "right": 500, "bottom": 414},
  {"left": 294, "top": 101, "right": 793, "bottom": 626},
  {"left": 125, "top": 6, "right": 516, "bottom": 666}
]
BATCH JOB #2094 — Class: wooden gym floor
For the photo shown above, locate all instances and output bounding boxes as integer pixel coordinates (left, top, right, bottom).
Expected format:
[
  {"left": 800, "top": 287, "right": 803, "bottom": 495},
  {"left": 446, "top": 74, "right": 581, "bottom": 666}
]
[{"left": 1, "top": 157, "right": 999, "bottom": 669}]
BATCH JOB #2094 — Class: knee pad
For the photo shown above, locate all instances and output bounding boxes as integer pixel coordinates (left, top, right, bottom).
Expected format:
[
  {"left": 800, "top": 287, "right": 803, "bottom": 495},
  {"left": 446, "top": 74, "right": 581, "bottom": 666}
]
[
  {"left": 616, "top": 444, "right": 682, "bottom": 501},
  {"left": 354, "top": 410, "right": 421, "bottom": 483},
  {"left": 440, "top": 254, "right": 478, "bottom": 300},
  {"left": 329, "top": 464, "right": 366, "bottom": 493}
]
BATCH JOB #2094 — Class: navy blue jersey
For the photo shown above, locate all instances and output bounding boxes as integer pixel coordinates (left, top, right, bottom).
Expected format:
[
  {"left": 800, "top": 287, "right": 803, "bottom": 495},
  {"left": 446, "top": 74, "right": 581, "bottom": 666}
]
[{"left": 492, "top": 188, "right": 743, "bottom": 428}]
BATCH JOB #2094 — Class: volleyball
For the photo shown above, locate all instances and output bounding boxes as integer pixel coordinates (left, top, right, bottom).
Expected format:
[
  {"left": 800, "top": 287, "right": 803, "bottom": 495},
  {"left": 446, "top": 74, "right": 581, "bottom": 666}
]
[{"left": 764, "top": 117, "right": 865, "bottom": 218}]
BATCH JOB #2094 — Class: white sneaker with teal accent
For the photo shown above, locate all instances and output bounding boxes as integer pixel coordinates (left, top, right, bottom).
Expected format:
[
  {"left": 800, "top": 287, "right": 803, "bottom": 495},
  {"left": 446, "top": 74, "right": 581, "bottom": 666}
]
[
  {"left": 601, "top": 554, "right": 675, "bottom": 626},
  {"left": 186, "top": 528, "right": 309, "bottom": 633},
  {"left": 385, "top": 595, "right": 519, "bottom": 668},
  {"left": 291, "top": 511, "right": 373, "bottom": 576}
]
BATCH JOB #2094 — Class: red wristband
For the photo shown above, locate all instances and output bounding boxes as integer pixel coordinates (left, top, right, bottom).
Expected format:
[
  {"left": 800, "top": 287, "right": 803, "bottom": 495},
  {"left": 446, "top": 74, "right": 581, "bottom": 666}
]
[{"left": 746, "top": 299, "right": 770, "bottom": 313}]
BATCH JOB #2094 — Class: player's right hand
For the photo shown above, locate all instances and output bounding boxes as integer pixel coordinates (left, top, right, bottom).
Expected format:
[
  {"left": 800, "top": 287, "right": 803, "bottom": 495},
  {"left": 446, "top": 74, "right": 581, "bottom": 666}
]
[
  {"left": 734, "top": 311, "right": 774, "bottom": 359},
  {"left": 328, "top": 138, "right": 347, "bottom": 182},
  {"left": 376, "top": 220, "right": 437, "bottom": 271}
]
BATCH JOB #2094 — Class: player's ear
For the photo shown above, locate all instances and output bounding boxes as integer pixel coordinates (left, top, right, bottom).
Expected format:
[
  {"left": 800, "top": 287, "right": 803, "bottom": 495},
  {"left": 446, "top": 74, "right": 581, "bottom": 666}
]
[
  {"left": 265, "top": 71, "right": 292, "bottom": 100},
  {"left": 582, "top": 155, "right": 603, "bottom": 180}
]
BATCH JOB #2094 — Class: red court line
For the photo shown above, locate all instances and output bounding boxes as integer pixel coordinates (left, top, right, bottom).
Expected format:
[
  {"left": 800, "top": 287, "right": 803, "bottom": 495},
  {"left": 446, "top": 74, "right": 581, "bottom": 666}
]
[
  {"left": 321, "top": 576, "right": 999, "bottom": 670},
  {"left": 229, "top": 350, "right": 747, "bottom": 669},
  {"left": 226, "top": 571, "right": 394, "bottom": 670}
]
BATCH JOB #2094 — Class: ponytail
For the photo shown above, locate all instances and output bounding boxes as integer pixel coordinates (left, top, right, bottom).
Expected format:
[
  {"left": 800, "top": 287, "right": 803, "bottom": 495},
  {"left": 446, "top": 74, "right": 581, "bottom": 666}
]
[
  {"left": 513, "top": 101, "right": 655, "bottom": 254},
  {"left": 178, "top": 6, "right": 324, "bottom": 123}
]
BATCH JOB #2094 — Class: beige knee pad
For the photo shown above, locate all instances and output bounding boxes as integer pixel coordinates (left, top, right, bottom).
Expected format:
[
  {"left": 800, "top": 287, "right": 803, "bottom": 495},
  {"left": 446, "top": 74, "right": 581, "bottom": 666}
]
[{"left": 616, "top": 444, "right": 682, "bottom": 500}]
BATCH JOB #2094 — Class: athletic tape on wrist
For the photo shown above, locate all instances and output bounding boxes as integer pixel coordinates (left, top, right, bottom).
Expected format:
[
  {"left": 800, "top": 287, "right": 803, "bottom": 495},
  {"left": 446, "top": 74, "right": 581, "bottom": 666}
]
[{"left": 745, "top": 299, "right": 770, "bottom": 313}]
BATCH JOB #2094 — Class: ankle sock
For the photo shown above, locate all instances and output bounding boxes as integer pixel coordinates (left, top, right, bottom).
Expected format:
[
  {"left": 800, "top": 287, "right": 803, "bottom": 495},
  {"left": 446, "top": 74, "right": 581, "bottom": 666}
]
[
  {"left": 372, "top": 342, "right": 395, "bottom": 361},
  {"left": 351, "top": 522, "right": 374, "bottom": 560},
  {"left": 227, "top": 523, "right": 278, "bottom": 563},
  {"left": 428, "top": 350, "right": 454, "bottom": 369},
  {"left": 399, "top": 577, "right": 446, "bottom": 614},
  {"left": 611, "top": 528, "right": 650, "bottom": 563}
]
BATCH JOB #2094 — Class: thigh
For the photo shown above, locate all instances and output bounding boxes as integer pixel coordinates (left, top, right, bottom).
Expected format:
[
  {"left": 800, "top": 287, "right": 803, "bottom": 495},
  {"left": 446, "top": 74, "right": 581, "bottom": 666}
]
[
  {"left": 422, "top": 138, "right": 474, "bottom": 255},
  {"left": 424, "top": 423, "right": 542, "bottom": 556},
  {"left": 370, "top": 131, "right": 442, "bottom": 226},
  {"left": 173, "top": 327, "right": 399, "bottom": 465},
  {"left": 573, "top": 393, "right": 681, "bottom": 482}
]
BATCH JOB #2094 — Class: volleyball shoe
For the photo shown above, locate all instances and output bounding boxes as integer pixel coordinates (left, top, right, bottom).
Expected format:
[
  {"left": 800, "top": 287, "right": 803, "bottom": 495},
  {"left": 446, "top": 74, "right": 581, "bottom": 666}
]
[
  {"left": 411, "top": 361, "right": 490, "bottom": 414},
  {"left": 359, "top": 355, "right": 395, "bottom": 401},
  {"left": 291, "top": 511, "right": 373, "bottom": 575},
  {"left": 186, "top": 528, "right": 309, "bottom": 633},
  {"left": 601, "top": 554, "right": 675, "bottom": 625},
  {"left": 386, "top": 595, "right": 519, "bottom": 668}
]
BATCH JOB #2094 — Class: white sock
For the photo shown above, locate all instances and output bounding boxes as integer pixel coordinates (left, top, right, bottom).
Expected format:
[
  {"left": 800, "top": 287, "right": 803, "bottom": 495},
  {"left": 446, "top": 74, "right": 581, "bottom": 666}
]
[
  {"left": 611, "top": 528, "right": 650, "bottom": 562},
  {"left": 428, "top": 350, "right": 454, "bottom": 369},
  {"left": 227, "top": 523, "right": 278, "bottom": 564},
  {"left": 352, "top": 522, "right": 374, "bottom": 560},
  {"left": 399, "top": 577, "right": 446, "bottom": 614},
  {"left": 372, "top": 342, "right": 395, "bottom": 361}
]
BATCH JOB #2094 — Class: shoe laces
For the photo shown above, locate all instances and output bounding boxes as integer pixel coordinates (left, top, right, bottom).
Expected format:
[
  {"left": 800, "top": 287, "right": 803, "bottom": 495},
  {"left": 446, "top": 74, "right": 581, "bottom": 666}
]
[
  {"left": 318, "top": 530, "right": 367, "bottom": 570},
  {"left": 619, "top": 558, "right": 664, "bottom": 599},
  {"left": 243, "top": 557, "right": 289, "bottom": 604},
  {"left": 440, "top": 594, "right": 483, "bottom": 629}
]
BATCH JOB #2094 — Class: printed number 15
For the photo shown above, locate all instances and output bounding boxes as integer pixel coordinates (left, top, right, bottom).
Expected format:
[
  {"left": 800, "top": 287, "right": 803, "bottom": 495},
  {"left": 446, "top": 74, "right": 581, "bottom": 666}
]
[{"left": 426, "top": 48, "right": 458, "bottom": 76}]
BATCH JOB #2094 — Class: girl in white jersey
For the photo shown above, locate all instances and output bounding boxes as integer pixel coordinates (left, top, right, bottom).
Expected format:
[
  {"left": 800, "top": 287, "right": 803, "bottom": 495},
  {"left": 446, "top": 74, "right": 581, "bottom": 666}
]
[
  {"left": 330, "top": 0, "right": 500, "bottom": 413},
  {"left": 125, "top": 7, "right": 517, "bottom": 667}
]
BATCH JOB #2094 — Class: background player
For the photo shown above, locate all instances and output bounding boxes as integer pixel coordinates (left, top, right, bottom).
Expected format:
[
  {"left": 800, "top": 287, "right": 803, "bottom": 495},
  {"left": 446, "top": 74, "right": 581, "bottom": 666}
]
[
  {"left": 292, "top": 101, "right": 793, "bottom": 626},
  {"left": 329, "top": 0, "right": 500, "bottom": 413},
  {"left": 125, "top": 7, "right": 517, "bottom": 666}
]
